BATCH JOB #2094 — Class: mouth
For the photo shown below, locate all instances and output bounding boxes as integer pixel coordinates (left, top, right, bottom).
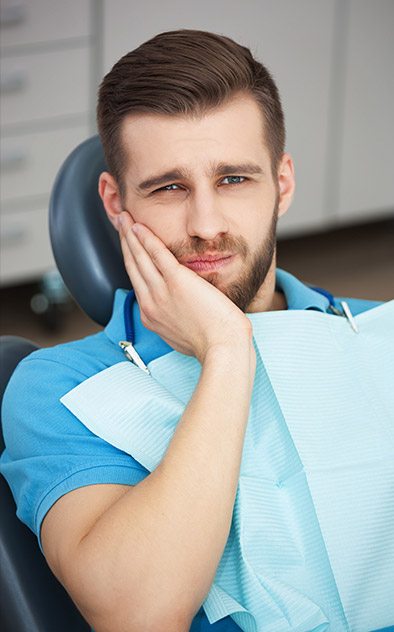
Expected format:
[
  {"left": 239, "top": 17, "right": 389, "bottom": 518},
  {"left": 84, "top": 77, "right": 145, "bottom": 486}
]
[{"left": 183, "top": 254, "right": 235, "bottom": 272}]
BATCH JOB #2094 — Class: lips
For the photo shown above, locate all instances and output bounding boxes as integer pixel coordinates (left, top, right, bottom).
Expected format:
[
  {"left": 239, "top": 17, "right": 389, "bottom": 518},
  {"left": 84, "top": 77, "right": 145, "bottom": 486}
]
[{"left": 183, "top": 254, "right": 234, "bottom": 272}]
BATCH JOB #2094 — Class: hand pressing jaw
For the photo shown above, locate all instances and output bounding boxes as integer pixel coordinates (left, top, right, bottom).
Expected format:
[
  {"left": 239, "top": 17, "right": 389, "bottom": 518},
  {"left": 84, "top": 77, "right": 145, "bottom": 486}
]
[{"left": 118, "top": 212, "right": 252, "bottom": 364}]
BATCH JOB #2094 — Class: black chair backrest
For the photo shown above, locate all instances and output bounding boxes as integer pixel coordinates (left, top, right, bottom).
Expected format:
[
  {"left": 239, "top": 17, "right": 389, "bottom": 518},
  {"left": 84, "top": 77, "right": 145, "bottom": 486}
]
[
  {"left": 49, "top": 135, "right": 131, "bottom": 327},
  {"left": 0, "top": 337, "right": 38, "bottom": 451},
  {"left": 0, "top": 137, "right": 119, "bottom": 631},
  {"left": 0, "top": 337, "right": 90, "bottom": 632}
]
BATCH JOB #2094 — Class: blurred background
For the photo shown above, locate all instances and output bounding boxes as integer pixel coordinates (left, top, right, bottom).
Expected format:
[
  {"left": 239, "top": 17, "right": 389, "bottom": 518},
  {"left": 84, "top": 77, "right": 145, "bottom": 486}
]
[{"left": 1, "top": 0, "right": 393, "bottom": 347}]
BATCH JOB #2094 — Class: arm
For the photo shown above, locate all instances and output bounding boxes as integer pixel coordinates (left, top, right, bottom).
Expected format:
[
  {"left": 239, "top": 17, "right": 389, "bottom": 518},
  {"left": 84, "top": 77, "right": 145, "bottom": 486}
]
[{"left": 42, "top": 218, "right": 256, "bottom": 631}]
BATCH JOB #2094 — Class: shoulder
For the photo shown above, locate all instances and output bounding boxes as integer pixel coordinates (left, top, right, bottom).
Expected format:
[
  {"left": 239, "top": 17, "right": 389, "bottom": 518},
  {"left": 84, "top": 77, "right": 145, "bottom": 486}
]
[
  {"left": 332, "top": 296, "right": 383, "bottom": 316},
  {"left": 2, "top": 329, "right": 125, "bottom": 410},
  {"left": 0, "top": 330, "right": 149, "bottom": 545},
  {"left": 1, "top": 329, "right": 123, "bottom": 440},
  {"left": 17, "top": 329, "right": 123, "bottom": 381},
  {"left": 1, "top": 330, "right": 125, "bottom": 463}
]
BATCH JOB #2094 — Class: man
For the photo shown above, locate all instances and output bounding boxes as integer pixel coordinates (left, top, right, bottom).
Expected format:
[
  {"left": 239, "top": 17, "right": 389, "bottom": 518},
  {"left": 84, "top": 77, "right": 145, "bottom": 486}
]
[{"left": 1, "top": 30, "right": 392, "bottom": 632}]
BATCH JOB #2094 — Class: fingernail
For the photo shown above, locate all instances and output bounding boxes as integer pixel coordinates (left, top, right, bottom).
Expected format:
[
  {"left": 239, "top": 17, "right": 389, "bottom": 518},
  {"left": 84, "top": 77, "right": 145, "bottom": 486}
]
[{"left": 132, "top": 223, "right": 140, "bottom": 234}]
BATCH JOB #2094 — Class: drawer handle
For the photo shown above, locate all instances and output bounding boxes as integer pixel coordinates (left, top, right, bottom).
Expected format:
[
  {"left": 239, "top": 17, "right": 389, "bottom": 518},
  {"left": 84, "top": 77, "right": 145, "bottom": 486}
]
[
  {"left": 0, "top": 149, "right": 28, "bottom": 170},
  {"left": 0, "top": 4, "right": 26, "bottom": 27},
  {"left": 0, "top": 225, "right": 27, "bottom": 246},
  {"left": 0, "top": 71, "right": 27, "bottom": 94}
]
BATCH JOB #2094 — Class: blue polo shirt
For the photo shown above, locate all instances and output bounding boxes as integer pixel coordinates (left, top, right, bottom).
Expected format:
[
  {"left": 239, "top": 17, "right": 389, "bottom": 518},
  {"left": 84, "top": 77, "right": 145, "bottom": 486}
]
[{"left": 0, "top": 268, "right": 382, "bottom": 632}]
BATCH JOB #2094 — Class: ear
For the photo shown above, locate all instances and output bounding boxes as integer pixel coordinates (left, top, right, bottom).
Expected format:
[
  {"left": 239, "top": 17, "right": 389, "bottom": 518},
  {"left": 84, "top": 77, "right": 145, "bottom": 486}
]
[
  {"left": 98, "top": 171, "right": 124, "bottom": 231},
  {"left": 277, "top": 153, "right": 295, "bottom": 218}
]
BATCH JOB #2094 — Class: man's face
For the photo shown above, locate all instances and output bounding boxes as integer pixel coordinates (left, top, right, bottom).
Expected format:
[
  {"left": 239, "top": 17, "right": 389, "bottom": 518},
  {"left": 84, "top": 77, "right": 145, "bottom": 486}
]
[{"left": 115, "top": 94, "right": 293, "bottom": 312}]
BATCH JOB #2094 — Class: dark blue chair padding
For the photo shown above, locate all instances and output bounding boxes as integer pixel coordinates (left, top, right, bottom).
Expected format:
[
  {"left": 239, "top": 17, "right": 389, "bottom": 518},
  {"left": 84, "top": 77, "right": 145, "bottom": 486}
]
[
  {"left": 0, "top": 337, "right": 38, "bottom": 438},
  {"left": 0, "top": 336, "right": 90, "bottom": 632},
  {"left": 1, "top": 136, "right": 129, "bottom": 631},
  {"left": 49, "top": 135, "right": 131, "bottom": 327}
]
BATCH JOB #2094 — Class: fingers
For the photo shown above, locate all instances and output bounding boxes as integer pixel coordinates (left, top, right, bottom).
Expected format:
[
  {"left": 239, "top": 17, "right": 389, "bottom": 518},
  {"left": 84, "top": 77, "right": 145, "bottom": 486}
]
[
  {"left": 118, "top": 212, "right": 179, "bottom": 307},
  {"left": 120, "top": 215, "right": 163, "bottom": 285},
  {"left": 119, "top": 230, "right": 148, "bottom": 298},
  {"left": 129, "top": 222, "right": 180, "bottom": 281}
]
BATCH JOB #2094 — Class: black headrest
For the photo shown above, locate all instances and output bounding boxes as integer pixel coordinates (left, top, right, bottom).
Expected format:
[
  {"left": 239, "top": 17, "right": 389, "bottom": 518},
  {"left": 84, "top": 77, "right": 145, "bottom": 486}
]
[{"left": 49, "top": 136, "right": 131, "bottom": 327}]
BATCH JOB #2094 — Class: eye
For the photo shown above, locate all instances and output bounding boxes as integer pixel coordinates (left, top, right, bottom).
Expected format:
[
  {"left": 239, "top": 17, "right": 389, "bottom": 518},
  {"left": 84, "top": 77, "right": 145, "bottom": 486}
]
[
  {"left": 221, "top": 176, "right": 246, "bottom": 185},
  {"left": 154, "top": 183, "right": 181, "bottom": 193}
]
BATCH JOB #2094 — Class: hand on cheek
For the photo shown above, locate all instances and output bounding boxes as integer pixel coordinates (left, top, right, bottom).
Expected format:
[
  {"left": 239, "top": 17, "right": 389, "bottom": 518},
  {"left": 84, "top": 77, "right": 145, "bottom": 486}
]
[{"left": 117, "top": 214, "right": 251, "bottom": 362}]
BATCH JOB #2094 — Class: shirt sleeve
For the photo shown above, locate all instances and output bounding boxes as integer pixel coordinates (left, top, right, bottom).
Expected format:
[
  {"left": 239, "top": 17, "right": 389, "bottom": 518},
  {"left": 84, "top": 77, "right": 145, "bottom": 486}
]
[{"left": 0, "top": 351, "right": 150, "bottom": 553}]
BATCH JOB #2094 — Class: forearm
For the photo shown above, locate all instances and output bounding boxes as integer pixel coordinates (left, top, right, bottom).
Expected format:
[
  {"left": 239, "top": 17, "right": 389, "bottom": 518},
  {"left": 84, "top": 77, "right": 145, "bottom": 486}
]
[{"left": 68, "top": 338, "right": 256, "bottom": 631}]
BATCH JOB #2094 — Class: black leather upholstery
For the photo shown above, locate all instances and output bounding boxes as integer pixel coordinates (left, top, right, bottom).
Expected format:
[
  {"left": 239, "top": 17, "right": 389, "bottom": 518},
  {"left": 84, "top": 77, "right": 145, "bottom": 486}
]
[
  {"left": 0, "top": 478, "right": 90, "bottom": 632},
  {"left": 49, "top": 135, "right": 131, "bottom": 327},
  {"left": 0, "top": 135, "right": 118, "bottom": 631},
  {"left": 0, "top": 337, "right": 38, "bottom": 451},
  {"left": 0, "top": 336, "right": 90, "bottom": 631}
]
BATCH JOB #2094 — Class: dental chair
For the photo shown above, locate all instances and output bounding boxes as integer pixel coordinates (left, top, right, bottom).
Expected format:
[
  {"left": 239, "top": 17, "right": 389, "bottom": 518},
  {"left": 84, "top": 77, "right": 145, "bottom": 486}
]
[
  {"left": 2, "top": 135, "right": 393, "bottom": 632},
  {"left": 0, "top": 136, "right": 131, "bottom": 632}
]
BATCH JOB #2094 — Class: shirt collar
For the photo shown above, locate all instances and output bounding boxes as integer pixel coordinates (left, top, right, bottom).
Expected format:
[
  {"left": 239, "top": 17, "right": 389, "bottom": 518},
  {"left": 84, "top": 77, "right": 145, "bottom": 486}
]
[
  {"left": 104, "top": 267, "right": 331, "bottom": 346},
  {"left": 104, "top": 288, "right": 129, "bottom": 345},
  {"left": 275, "top": 268, "right": 330, "bottom": 313}
]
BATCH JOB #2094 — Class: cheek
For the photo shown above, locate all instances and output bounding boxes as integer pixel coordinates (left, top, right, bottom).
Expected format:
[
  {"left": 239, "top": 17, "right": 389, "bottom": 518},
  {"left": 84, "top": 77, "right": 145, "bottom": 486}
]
[
  {"left": 131, "top": 204, "right": 185, "bottom": 247},
  {"left": 153, "top": 223, "right": 181, "bottom": 247},
  {"left": 235, "top": 206, "right": 271, "bottom": 242}
]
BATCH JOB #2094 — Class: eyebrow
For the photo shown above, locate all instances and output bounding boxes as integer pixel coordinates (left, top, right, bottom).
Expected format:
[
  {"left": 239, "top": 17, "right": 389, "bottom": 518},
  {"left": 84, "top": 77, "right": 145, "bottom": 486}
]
[{"left": 137, "top": 162, "right": 264, "bottom": 191}]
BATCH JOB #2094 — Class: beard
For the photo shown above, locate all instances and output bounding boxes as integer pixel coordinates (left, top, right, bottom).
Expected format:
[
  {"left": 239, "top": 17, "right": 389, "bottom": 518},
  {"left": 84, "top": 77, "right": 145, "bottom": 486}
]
[{"left": 169, "top": 197, "right": 279, "bottom": 313}]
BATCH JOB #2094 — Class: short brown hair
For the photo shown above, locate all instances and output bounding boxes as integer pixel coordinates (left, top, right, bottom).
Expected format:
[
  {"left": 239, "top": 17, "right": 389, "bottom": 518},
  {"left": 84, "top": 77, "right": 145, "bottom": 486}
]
[{"left": 97, "top": 29, "right": 285, "bottom": 190}]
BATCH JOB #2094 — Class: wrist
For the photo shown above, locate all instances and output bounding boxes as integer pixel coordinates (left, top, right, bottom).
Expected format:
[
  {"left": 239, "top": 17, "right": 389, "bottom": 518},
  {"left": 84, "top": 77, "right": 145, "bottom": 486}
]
[{"left": 201, "top": 334, "right": 256, "bottom": 370}]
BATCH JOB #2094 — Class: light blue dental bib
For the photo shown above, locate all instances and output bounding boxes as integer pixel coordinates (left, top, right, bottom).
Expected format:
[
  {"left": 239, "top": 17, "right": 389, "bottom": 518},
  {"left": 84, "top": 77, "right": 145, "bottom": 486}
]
[{"left": 61, "top": 301, "right": 394, "bottom": 632}]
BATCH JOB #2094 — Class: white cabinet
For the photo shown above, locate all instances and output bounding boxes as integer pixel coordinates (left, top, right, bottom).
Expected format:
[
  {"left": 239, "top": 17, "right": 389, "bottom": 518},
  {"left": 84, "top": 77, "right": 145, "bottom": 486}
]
[
  {"left": 0, "top": 0, "right": 90, "bottom": 47},
  {"left": 102, "top": 0, "right": 394, "bottom": 237},
  {"left": 1, "top": 125, "right": 90, "bottom": 204},
  {"left": 0, "top": 0, "right": 93, "bottom": 286},
  {"left": 1, "top": 48, "right": 90, "bottom": 127},
  {"left": 0, "top": 207, "right": 55, "bottom": 283}
]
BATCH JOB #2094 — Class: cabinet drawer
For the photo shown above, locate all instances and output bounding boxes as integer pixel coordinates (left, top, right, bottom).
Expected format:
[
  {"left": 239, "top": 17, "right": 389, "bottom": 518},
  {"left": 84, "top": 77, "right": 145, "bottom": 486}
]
[
  {"left": 0, "top": 206, "right": 54, "bottom": 284},
  {"left": 1, "top": 46, "right": 90, "bottom": 128},
  {"left": 1, "top": 125, "right": 89, "bottom": 204},
  {"left": 0, "top": 0, "right": 90, "bottom": 49}
]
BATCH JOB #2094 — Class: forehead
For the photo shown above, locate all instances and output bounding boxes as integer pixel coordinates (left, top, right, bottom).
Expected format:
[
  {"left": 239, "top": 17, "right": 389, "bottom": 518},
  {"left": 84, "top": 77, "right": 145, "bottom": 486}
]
[{"left": 120, "top": 94, "right": 271, "bottom": 178}]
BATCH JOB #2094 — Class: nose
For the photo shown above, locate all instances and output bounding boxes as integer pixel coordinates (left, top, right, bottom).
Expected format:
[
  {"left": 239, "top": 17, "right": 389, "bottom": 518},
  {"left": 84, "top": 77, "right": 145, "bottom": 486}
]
[{"left": 186, "top": 188, "right": 229, "bottom": 241}]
